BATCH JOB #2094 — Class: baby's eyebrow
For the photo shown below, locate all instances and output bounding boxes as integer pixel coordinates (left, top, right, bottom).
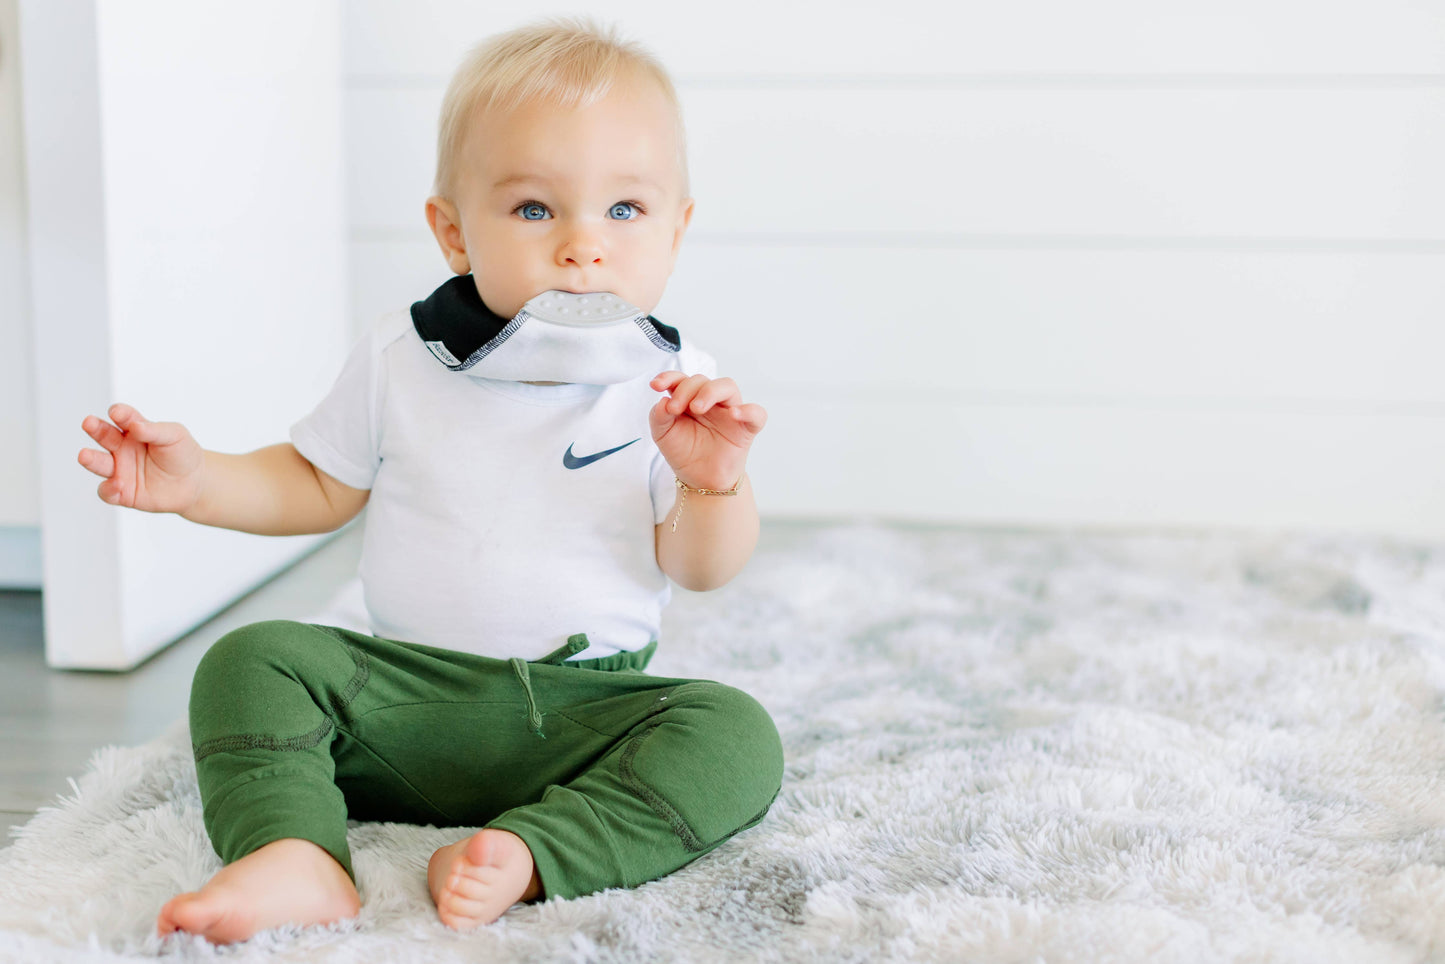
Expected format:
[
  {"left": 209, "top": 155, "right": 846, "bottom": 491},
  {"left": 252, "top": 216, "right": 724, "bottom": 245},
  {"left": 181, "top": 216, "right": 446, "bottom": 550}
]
[
  {"left": 492, "top": 173, "right": 549, "bottom": 191},
  {"left": 613, "top": 175, "right": 661, "bottom": 189}
]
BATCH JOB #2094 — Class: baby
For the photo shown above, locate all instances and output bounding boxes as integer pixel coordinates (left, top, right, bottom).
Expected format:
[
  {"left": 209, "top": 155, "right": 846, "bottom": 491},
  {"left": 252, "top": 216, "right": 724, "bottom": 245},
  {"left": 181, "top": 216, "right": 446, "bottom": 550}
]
[{"left": 76, "top": 18, "right": 784, "bottom": 944}]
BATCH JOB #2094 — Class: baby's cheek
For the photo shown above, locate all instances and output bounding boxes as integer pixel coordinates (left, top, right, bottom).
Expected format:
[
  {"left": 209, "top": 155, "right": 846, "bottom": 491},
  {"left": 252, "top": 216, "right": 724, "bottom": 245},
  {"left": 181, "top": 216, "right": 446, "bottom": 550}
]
[
  {"left": 623, "top": 264, "right": 672, "bottom": 314},
  {"left": 471, "top": 272, "right": 529, "bottom": 319}
]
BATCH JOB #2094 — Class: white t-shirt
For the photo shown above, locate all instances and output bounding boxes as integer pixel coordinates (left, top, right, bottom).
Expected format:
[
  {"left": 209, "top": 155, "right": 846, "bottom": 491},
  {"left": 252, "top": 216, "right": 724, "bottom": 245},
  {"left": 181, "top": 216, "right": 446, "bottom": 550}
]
[{"left": 290, "top": 309, "right": 716, "bottom": 662}]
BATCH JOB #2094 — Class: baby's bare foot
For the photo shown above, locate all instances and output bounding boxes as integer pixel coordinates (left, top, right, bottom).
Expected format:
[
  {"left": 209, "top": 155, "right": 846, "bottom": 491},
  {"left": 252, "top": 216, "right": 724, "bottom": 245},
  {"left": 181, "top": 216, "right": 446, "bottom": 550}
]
[
  {"left": 156, "top": 838, "right": 360, "bottom": 945},
  {"left": 427, "top": 828, "right": 542, "bottom": 930}
]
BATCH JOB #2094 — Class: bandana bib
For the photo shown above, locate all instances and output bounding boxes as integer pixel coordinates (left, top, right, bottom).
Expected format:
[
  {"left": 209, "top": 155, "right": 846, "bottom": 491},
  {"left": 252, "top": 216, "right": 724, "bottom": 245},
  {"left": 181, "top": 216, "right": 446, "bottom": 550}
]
[{"left": 411, "top": 275, "right": 682, "bottom": 385}]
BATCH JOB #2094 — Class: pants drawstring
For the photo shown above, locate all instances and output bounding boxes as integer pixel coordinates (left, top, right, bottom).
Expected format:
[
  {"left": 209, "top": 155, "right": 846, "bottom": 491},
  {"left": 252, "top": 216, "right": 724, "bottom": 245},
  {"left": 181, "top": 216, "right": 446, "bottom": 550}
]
[{"left": 509, "top": 658, "right": 547, "bottom": 739}]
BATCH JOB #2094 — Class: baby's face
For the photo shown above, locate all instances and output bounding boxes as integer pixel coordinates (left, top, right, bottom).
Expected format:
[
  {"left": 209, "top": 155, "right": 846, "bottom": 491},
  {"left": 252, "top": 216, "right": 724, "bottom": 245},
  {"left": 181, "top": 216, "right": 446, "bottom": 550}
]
[{"left": 441, "top": 77, "right": 693, "bottom": 320}]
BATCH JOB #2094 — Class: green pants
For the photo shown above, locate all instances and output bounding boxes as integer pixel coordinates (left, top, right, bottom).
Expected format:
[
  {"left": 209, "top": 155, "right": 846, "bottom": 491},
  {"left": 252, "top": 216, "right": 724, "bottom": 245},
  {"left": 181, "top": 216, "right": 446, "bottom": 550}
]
[{"left": 187, "top": 620, "right": 785, "bottom": 901}]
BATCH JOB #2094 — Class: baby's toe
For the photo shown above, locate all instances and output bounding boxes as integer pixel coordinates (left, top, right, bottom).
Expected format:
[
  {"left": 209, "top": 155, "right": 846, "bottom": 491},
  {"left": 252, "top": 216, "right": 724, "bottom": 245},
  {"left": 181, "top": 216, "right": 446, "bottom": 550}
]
[
  {"left": 445, "top": 873, "right": 490, "bottom": 901},
  {"left": 156, "top": 893, "right": 195, "bottom": 934},
  {"left": 158, "top": 892, "right": 228, "bottom": 938},
  {"left": 437, "top": 895, "right": 487, "bottom": 930},
  {"left": 463, "top": 829, "right": 501, "bottom": 867}
]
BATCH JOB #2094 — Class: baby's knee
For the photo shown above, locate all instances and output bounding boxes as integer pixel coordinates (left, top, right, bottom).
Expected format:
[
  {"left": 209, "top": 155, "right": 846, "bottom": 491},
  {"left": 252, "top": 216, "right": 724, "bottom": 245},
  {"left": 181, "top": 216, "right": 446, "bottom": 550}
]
[
  {"left": 631, "top": 681, "right": 785, "bottom": 845},
  {"left": 192, "top": 620, "right": 314, "bottom": 695},
  {"left": 682, "top": 682, "right": 784, "bottom": 786},
  {"left": 189, "top": 620, "right": 358, "bottom": 751}
]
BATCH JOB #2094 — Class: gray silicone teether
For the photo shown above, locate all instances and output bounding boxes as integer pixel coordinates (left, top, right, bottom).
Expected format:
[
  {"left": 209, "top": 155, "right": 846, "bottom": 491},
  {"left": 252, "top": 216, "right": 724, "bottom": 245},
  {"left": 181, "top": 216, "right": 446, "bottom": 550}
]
[{"left": 520, "top": 290, "right": 645, "bottom": 327}]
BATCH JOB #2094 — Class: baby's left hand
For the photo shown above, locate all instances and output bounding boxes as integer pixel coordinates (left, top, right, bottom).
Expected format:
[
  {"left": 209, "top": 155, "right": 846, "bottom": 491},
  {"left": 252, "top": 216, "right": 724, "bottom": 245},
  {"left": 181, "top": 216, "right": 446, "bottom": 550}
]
[{"left": 649, "top": 372, "right": 767, "bottom": 491}]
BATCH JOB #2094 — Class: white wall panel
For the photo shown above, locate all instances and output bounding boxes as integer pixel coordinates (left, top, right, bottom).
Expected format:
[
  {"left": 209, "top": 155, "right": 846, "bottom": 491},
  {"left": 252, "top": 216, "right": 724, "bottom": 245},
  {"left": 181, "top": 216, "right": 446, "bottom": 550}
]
[
  {"left": 0, "top": 0, "right": 39, "bottom": 531},
  {"left": 343, "top": 0, "right": 1445, "bottom": 77},
  {"left": 22, "top": 1, "right": 347, "bottom": 668},
  {"left": 748, "top": 395, "right": 1445, "bottom": 539},
  {"left": 349, "top": 237, "right": 443, "bottom": 338},
  {"left": 685, "top": 88, "right": 1445, "bottom": 240},
  {"left": 346, "top": 88, "right": 441, "bottom": 228},
  {"left": 354, "top": 239, "right": 1445, "bottom": 410},
  {"left": 99, "top": 5, "right": 346, "bottom": 454},
  {"left": 668, "top": 245, "right": 1445, "bottom": 408},
  {"left": 348, "top": 87, "right": 1445, "bottom": 240}
]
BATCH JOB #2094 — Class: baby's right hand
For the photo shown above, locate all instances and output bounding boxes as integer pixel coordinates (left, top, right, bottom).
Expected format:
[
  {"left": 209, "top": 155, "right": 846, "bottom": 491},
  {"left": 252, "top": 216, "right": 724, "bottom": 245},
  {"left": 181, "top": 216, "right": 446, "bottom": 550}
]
[{"left": 78, "top": 403, "right": 206, "bottom": 514}]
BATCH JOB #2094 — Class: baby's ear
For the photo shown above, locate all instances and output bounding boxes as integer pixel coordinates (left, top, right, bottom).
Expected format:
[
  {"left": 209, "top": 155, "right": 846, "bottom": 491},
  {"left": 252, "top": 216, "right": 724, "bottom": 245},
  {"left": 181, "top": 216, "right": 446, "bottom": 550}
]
[
  {"left": 425, "top": 196, "right": 471, "bottom": 275},
  {"left": 670, "top": 197, "right": 695, "bottom": 259}
]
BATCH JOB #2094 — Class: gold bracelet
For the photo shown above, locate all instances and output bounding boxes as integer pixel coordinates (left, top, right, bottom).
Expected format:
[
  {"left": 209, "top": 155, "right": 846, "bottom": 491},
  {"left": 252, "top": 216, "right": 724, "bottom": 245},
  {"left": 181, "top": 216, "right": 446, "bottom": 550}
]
[{"left": 670, "top": 475, "right": 743, "bottom": 532}]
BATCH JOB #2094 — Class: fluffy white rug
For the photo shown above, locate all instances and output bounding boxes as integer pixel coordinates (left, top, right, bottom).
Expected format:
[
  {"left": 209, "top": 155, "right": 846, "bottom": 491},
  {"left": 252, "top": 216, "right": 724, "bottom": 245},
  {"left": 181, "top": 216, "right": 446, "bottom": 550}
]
[{"left": 3, "top": 522, "right": 1444, "bottom": 963}]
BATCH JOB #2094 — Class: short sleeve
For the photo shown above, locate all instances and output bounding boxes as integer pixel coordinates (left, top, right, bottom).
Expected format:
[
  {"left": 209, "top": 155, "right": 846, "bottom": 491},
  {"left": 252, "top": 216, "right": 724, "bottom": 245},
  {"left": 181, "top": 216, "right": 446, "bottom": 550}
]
[
  {"left": 649, "top": 342, "right": 720, "bottom": 524},
  {"left": 289, "top": 320, "right": 385, "bottom": 490}
]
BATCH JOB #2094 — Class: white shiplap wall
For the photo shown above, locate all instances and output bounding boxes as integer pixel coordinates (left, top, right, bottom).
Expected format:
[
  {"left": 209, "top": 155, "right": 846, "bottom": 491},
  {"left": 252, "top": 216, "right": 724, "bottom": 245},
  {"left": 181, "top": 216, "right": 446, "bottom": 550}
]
[{"left": 342, "top": 0, "right": 1445, "bottom": 538}]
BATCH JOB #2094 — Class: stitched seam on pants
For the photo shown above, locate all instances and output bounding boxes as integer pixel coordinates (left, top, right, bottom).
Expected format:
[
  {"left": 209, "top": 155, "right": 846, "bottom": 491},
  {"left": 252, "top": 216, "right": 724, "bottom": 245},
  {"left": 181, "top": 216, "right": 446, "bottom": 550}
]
[
  {"left": 313, "top": 625, "right": 372, "bottom": 715},
  {"left": 713, "top": 794, "right": 778, "bottom": 847},
  {"left": 348, "top": 698, "right": 516, "bottom": 724},
  {"left": 194, "top": 717, "right": 335, "bottom": 762},
  {"left": 192, "top": 627, "right": 370, "bottom": 761},
  {"left": 619, "top": 722, "right": 708, "bottom": 853},
  {"left": 551, "top": 709, "right": 619, "bottom": 739},
  {"left": 641, "top": 786, "right": 777, "bottom": 855},
  {"left": 332, "top": 725, "right": 459, "bottom": 825},
  {"left": 616, "top": 691, "right": 782, "bottom": 854}
]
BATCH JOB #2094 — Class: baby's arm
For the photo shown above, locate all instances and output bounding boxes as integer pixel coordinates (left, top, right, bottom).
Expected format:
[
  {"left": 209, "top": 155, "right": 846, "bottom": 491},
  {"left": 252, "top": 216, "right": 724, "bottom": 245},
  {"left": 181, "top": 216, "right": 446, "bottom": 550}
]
[
  {"left": 649, "top": 373, "right": 766, "bottom": 591},
  {"left": 78, "top": 403, "right": 368, "bottom": 536}
]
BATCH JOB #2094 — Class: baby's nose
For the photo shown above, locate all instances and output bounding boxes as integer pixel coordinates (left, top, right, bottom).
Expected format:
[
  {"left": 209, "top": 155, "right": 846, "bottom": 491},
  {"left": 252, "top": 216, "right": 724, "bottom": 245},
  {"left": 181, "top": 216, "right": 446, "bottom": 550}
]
[{"left": 557, "top": 230, "right": 604, "bottom": 266}]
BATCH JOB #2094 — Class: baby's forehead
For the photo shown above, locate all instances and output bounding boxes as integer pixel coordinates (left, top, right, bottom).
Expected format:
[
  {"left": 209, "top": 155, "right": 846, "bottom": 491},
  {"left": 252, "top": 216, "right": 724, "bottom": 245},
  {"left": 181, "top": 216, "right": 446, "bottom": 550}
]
[
  {"left": 475, "top": 78, "right": 676, "bottom": 136},
  {"left": 458, "top": 89, "right": 686, "bottom": 190}
]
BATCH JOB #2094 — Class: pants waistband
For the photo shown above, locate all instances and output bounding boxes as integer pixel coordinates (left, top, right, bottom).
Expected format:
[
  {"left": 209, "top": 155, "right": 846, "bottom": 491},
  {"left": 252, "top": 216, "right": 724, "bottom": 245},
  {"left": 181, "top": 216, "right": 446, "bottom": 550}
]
[{"left": 531, "top": 634, "right": 658, "bottom": 672}]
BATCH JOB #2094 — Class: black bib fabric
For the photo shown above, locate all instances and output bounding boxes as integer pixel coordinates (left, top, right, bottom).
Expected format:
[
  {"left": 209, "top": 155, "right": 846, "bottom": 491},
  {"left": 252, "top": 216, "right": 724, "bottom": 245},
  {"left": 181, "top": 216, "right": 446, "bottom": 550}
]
[{"left": 410, "top": 275, "right": 681, "bottom": 374}]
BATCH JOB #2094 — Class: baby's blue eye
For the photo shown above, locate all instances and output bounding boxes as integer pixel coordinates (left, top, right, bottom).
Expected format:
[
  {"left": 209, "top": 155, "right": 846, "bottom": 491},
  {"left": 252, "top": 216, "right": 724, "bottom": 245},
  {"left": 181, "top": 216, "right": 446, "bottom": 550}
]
[
  {"left": 608, "top": 202, "right": 639, "bottom": 220},
  {"left": 518, "top": 203, "right": 550, "bottom": 221}
]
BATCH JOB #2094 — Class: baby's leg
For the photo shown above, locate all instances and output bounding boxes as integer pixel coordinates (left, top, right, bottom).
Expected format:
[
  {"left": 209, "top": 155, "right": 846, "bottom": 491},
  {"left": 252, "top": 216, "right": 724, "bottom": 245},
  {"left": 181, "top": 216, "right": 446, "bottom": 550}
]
[
  {"left": 164, "top": 620, "right": 376, "bottom": 944},
  {"left": 173, "top": 622, "right": 596, "bottom": 939},
  {"left": 483, "top": 677, "right": 786, "bottom": 905},
  {"left": 401, "top": 667, "right": 783, "bottom": 929}
]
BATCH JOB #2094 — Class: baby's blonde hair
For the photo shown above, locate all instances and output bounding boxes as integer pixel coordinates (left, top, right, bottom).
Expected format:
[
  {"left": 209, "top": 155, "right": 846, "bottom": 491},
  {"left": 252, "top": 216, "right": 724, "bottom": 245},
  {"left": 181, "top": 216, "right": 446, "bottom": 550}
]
[{"left": 432, "top": 17, "right": 688, "bottom": 201}]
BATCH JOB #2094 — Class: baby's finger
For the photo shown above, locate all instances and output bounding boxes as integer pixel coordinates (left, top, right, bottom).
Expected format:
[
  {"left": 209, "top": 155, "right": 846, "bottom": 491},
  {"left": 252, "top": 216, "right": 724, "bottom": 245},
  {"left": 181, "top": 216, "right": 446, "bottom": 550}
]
[
  {"left": 688, "top": 377, "right": 739, "bottom": 417},
  {"left": 81, "top": 414, "right": 125, "bottom": 453},
  {"left": 108, "top": 402, "right": 143, "bottom": 428},
  {"left": 110, "top": 405, "right": 185, "bottom": 446},
  {"left": 96, "top": 477, "right": 126, "bottom": 506},
  {"left": 649, "top": 395, "right": 678, "bottom": 436},
  {"left": 77, "top": 447, "right": 116, "bottom": 479},
  {"left": 650, "top": 371, "right": 686, "bottom": 393},
  {"left": 98, "top": 433, "right": 136, "bottom": 503},
  {"left": 732, "top": 401, "right": 768, "bottom": 434},
  {"left": 664, "top": 374, "right": 710, "bottom": 415}
]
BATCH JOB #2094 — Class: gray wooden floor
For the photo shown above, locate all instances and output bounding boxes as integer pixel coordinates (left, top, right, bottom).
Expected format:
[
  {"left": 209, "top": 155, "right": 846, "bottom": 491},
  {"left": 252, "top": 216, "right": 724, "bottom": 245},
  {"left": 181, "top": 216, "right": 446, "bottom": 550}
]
[{"left": 0, "top": 524, "right": 365, "bottom": 842}]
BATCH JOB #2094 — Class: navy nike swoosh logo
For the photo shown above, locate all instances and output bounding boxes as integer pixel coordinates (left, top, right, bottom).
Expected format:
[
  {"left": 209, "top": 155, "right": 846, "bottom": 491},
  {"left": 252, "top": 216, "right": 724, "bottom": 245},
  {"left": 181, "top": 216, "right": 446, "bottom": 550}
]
[{"left": 563, "top": 438, "right": 641, "bottom": 469}]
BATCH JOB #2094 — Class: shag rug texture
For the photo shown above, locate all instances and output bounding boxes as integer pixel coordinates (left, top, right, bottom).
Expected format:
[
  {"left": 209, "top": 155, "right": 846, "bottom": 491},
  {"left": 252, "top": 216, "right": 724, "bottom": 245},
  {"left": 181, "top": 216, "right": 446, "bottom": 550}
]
[{"left": 3, "top": 522, "right": 1445, "bottom": 963}]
